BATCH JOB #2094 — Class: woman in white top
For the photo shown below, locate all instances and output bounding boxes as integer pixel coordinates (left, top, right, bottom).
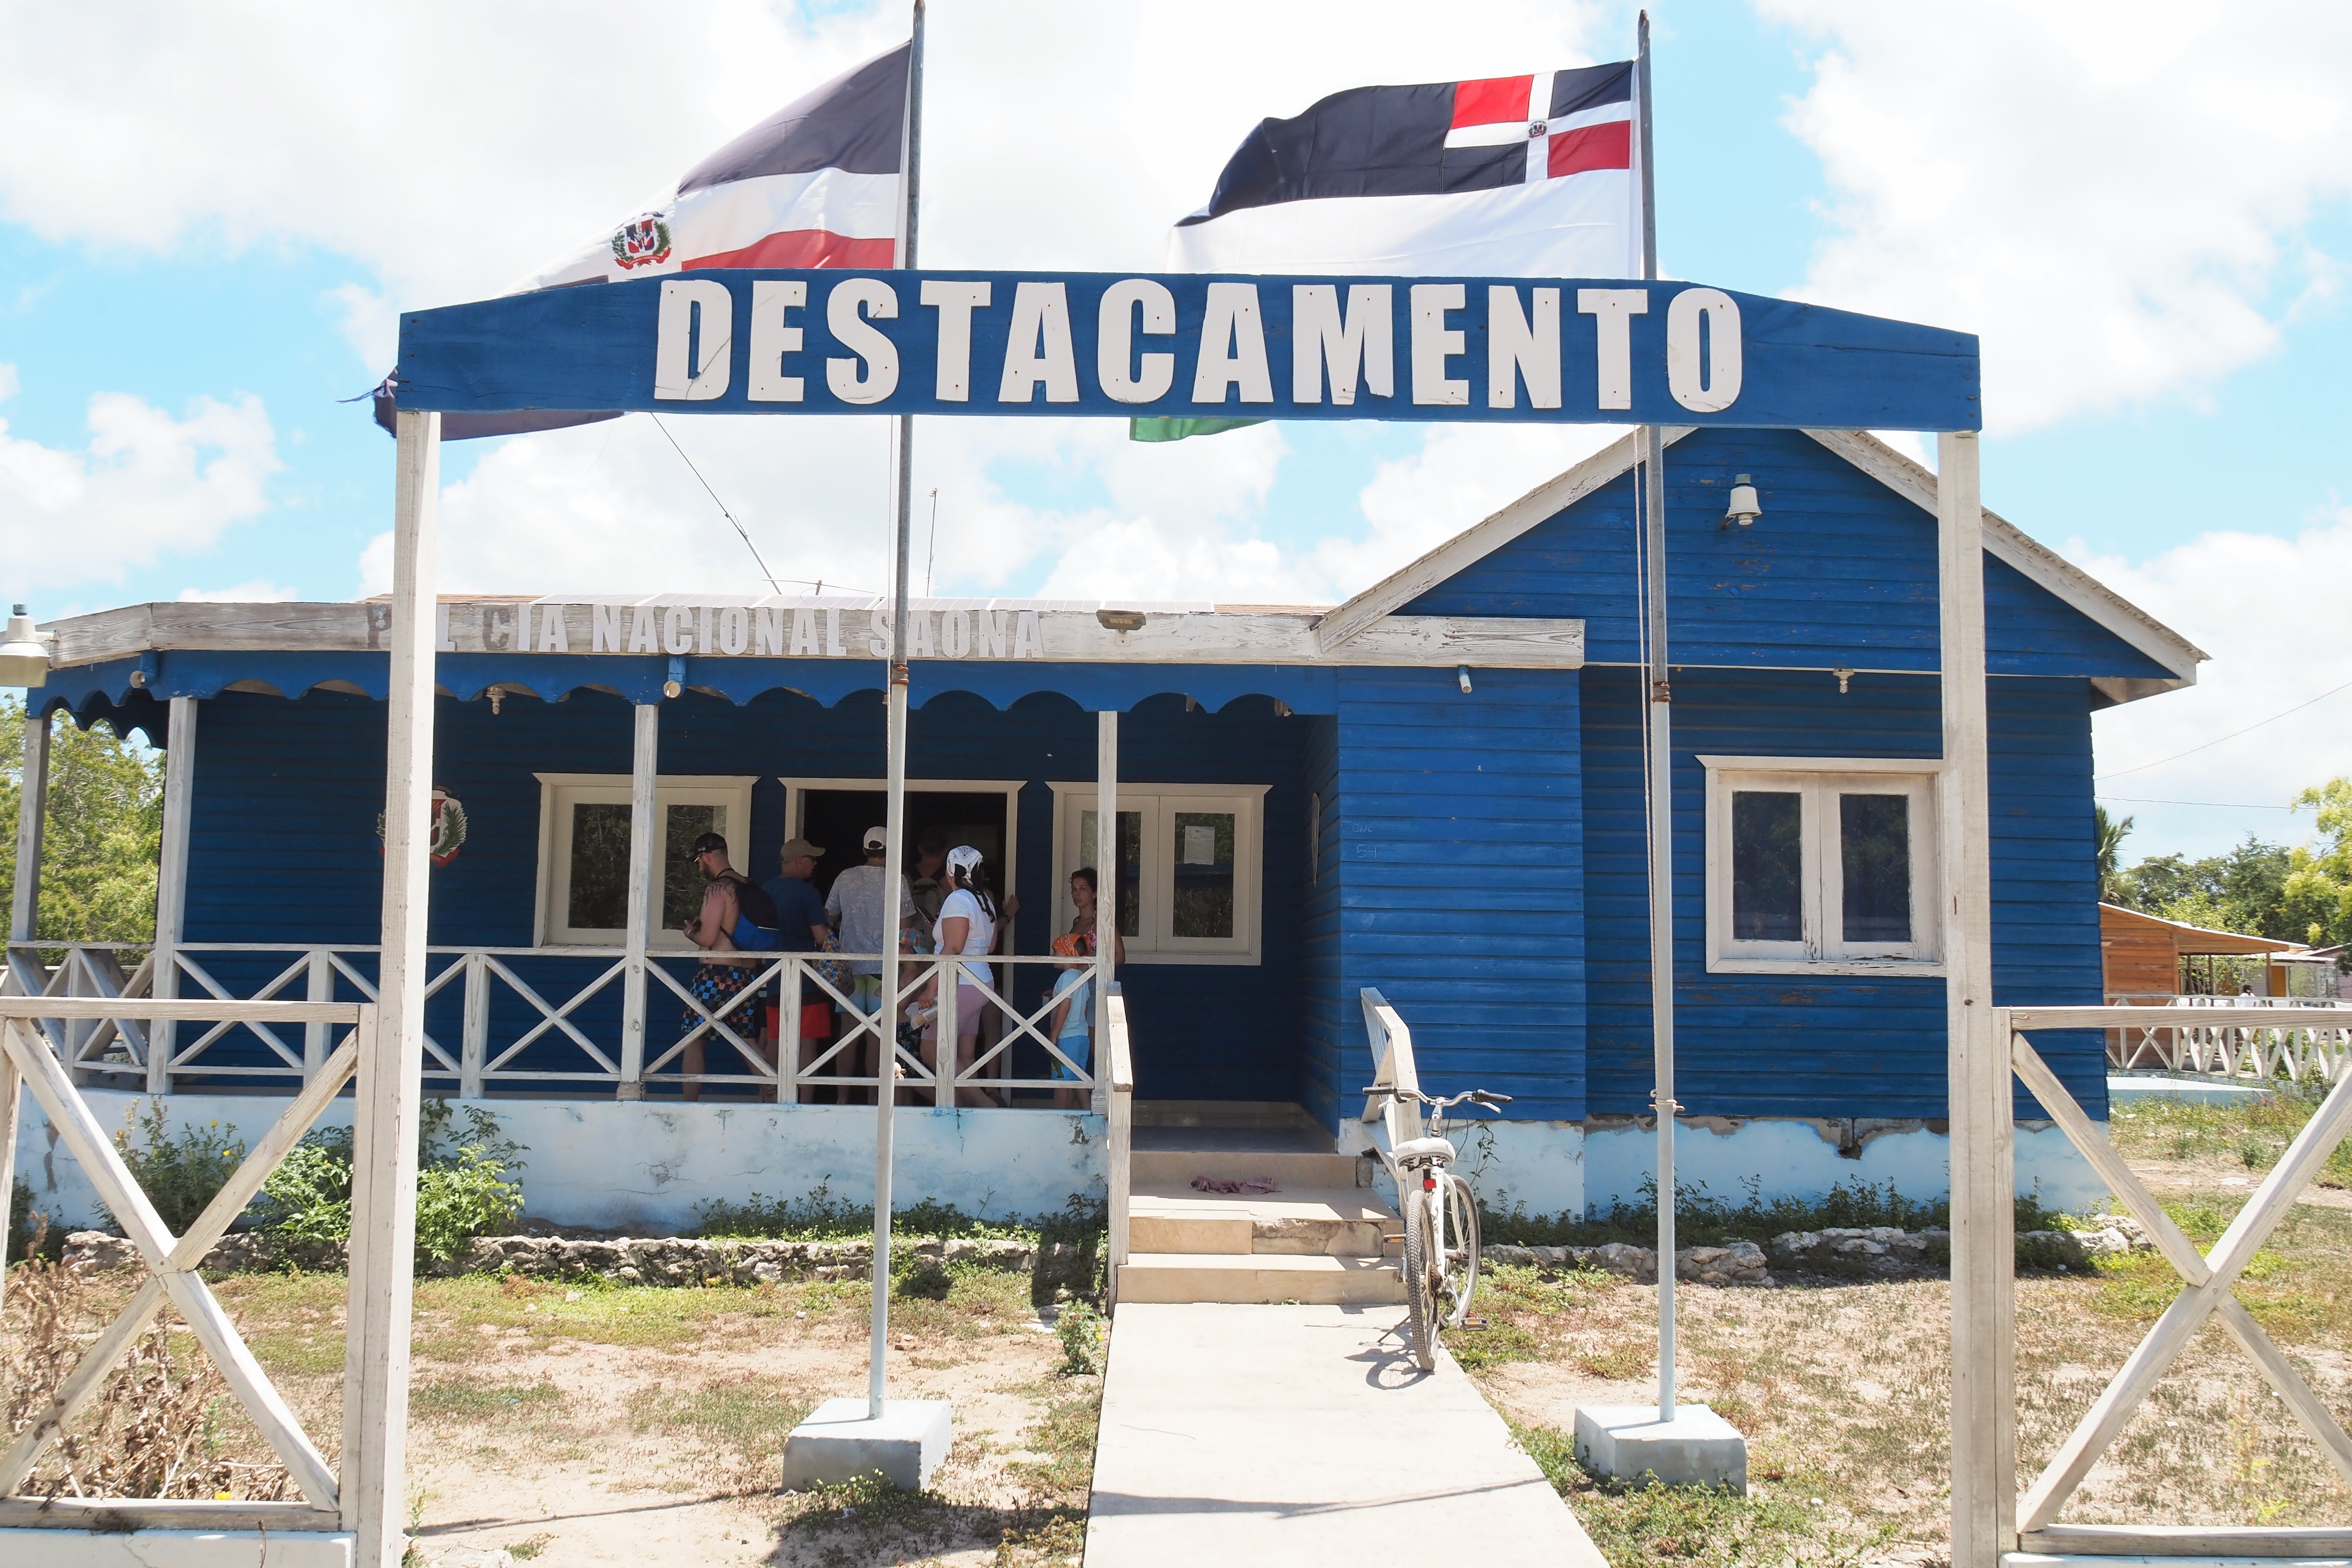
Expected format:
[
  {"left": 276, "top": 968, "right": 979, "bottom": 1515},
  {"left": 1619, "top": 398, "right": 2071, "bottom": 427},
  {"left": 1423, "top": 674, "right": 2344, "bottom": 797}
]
[{"left": 923, "top": 844, "right": 1000, "bottom": 1108}]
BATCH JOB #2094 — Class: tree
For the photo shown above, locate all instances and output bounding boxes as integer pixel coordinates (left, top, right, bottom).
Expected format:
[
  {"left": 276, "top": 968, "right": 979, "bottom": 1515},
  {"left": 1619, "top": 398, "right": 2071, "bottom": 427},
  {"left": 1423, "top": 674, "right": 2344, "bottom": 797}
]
[
  {"left": 2095, "top": 806, "right": 2133, "bottom": 903},
  {"left": 2284, "top": 776, "right": 2352, "bottom": 952},
  {"left": 0, "top": 697, "right": 164, "bottom": 942}
]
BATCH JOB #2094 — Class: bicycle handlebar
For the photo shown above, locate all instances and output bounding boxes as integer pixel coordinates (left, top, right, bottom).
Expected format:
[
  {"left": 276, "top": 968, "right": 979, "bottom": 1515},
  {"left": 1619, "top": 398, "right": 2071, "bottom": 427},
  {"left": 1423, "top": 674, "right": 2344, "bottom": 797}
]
[{"left": 1359, "top": 1086, "right": 1514, "bottom": 1112}]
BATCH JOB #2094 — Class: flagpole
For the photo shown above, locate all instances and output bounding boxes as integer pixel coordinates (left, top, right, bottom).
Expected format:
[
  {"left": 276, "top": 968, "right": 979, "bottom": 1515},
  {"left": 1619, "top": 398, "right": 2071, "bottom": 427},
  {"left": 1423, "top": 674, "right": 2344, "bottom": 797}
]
[
  {"left": 870, "top": 0, "right": 925, "bottom": 1424},
  {"left": 1635, "top": 8, "right": 1680, "bottom": 1426}
]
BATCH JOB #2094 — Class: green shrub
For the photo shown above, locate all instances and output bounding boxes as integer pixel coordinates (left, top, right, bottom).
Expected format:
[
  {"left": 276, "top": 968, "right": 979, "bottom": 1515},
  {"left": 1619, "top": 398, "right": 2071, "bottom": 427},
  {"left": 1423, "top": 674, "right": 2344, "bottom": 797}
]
[
  {"left": 1485, "top": 1175, "right": 1947, "bottom": 1250},
  {"left": 249, "top": 1099, "right": 525, "bottom": 1269},
  {"left": 105, "top": 1098, "right": 245, "bottom": 1234},
  {"left": 1054, "top": 1300, "right": 1105, "bottom": 1375},
  {"left": 9, "top": 1176, "right": 59, "bottom": 1262}
]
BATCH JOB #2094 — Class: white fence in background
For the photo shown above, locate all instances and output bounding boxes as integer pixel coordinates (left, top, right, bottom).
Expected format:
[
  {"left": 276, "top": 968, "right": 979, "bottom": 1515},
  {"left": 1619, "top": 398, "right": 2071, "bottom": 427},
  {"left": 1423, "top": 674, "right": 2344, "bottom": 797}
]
[
  {"left": 2102, "top": 993, "right": 2352, "bottom": 1086},
  {"left": 4, "top": 941, "right": 1098, "bottom": 1104}
]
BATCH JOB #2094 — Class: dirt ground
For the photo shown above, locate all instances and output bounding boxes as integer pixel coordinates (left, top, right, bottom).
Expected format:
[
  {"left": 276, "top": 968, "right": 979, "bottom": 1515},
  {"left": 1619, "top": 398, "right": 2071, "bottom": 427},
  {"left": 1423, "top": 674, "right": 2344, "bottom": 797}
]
[
  {"left": 4, "top": 1264, "right": 1097, "bottom": 1568},
  {"left": 1458, "top": 1098, "right": 2352, "bottom": 1567},
  {"left": 7, "top": 1087, "right": 2347, "bottom": 1568}
]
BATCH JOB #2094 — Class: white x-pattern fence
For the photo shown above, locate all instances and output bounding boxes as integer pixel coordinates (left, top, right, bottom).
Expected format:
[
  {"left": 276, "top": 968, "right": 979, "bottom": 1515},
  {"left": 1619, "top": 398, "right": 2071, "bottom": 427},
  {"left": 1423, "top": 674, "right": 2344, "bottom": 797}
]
[
  {"left": 0, "top": 994, "right": 386, "bottom": 1539},
  {"left": 5, "top": 941, "right": 1098, "bottom": 1104},
  {"left": 2101, "top": 996, "right": 2352, "bottom": 1086},
  {"left": 2003, "top": 1003, "right": 2352, "bottom": 1560}
]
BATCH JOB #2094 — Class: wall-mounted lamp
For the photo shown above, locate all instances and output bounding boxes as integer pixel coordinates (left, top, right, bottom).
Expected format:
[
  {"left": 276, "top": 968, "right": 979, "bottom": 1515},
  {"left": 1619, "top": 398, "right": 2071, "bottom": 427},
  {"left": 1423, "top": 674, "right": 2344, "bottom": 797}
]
[
  {"left": 1722, "top": 473, "right": 1763, "bottom": 528},
  {"left": 1457, "top": 665, "right": 1474, "bottom": 694},
  {"left": 663, "top": 654, "right": 686, "bottom": 700},
  {"left": 0, "top": 606, "right": 50, "bottom": 688},
  {"left": 1832, "top": 667, "right": 1855, "bottom": 695}
]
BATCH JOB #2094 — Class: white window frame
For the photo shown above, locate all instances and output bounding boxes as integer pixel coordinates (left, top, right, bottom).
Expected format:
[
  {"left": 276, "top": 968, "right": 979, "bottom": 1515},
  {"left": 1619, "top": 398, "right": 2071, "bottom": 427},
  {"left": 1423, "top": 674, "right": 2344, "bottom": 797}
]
[
  {"left": 533, "top": 773, "right": 757, "bottom": 948},
  {"left": 1049, "top": 784, "right": 1266, "bottom": 965},
  {"left": 1700, "top": 755, "right": 1943, "bottom": 976}
]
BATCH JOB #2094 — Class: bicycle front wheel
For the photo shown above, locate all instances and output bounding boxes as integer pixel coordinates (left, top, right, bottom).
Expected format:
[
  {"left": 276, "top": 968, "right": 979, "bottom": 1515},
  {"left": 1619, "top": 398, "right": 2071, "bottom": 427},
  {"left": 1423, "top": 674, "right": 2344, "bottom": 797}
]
[
  {"left": 1401, "top": 1187, "right": 1436, "bottom": 1372},
  {"left": 1439, "top": 1173, "right": 1481, "bottom": 1327}
]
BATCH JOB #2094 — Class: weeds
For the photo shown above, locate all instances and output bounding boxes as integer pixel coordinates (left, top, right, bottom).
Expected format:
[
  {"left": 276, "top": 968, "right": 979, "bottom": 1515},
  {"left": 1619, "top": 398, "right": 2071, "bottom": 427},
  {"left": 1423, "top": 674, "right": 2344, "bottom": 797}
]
[
  {"left": 1514, "top": 1421, "right": 1891, "bottom": 1568},
  {"left": 248, "top": 1099, "right": 525, "bottom": 1268},
  {"left": 0, "top": 1259, "right": 294, "bottom": 1500},
  {"left": 1487, "top": 1175, "right": 1949, "bottom": 1250},
  {"left": 106, "top": 1099, "right": 245, "bottom": 1234},
  {"left": 1054, "top": 1300, "right": 1104, "bottom": 1375},
  {"left": 2108, "top": 1084, "right": 2352, "bottom": 1187}
]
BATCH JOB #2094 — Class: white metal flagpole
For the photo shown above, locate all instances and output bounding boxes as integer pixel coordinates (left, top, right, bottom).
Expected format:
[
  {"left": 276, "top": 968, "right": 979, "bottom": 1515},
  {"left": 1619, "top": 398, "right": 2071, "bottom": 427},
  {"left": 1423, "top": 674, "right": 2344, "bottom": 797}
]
[
  {"left": 869, "top": 0, "right": 925, "bottom": 1423},
  {"left": 1635, "top": 9, "right": 1680, "bottom": 1425}
]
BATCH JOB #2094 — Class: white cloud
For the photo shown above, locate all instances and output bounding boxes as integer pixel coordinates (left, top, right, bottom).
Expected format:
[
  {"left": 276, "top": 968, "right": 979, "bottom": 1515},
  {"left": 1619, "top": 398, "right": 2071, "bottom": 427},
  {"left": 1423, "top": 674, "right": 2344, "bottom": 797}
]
[
  {"left": 179, "top": 578, "right": 296, "bottom": 603},
  {"left": 1764, "top": 0, "right": 2352, "bottom": 433},
  {"left": 2079, "top": 505, "right": 2352, "bottom": 858},
  {"left": 0, "top": 387, "right": 282, "bottom": 593}
]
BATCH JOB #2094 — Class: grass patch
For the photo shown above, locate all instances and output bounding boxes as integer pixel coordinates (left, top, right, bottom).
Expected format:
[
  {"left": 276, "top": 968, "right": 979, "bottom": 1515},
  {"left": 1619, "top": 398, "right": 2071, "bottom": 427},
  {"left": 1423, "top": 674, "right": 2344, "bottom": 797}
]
[
  {"left": 627, "top": 1378, "right": 811, "bottom": 1458},
  {"left": 1514, "top": 1421, "right": 1891, "bottom": 1568},
  {"left": 411, "top": 1377, "right": 563, "bottom": 1422},
  {"left": 2108, "top": 1083, "right": 2352, "bottom": 1186}
]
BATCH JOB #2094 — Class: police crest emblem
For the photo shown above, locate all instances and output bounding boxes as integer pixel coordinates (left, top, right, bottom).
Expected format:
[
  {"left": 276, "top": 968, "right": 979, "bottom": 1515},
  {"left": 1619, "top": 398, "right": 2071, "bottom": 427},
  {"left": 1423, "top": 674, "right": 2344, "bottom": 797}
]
[{"left": 611, "top": 212, "right": 674, "bottom": 270}]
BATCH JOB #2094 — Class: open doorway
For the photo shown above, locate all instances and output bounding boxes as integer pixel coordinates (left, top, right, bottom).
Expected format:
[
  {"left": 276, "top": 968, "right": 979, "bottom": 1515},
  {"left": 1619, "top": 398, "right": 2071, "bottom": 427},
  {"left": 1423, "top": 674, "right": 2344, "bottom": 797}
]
[{"left": 783, "top": 778, "right": 1023, "bottom": 940}]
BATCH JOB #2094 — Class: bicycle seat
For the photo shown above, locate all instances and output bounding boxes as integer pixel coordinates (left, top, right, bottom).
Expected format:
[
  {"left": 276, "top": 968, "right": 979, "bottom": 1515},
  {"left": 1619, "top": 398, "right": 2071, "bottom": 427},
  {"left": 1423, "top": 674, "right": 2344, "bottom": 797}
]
[{"left": 1390, "top": 1136, "right": 1456, "bottom": 1164}]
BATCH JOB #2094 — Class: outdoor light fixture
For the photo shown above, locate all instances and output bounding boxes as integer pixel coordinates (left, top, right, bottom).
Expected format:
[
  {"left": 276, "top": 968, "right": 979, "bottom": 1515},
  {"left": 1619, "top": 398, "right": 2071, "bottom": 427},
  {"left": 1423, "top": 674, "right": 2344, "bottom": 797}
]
[
  {"left": 1722, "top": 474, "right": 1762, "bottom": 528},
  {"left": 0, "top": 606, "right": 49, "bottom": 688},
  {"left": 1096, "top": 608, "right": 1147, "bottom": 633},
  {"left": 1458, "top": 665, "right": 1474, "bottom": 694}
]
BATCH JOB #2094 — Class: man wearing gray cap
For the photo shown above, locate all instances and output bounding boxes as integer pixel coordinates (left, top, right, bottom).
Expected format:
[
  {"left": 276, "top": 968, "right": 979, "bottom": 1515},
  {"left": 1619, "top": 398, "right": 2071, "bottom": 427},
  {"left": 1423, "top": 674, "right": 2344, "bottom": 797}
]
[{"left": 826, "top": 827, "right": 917, "bottom": 1075}]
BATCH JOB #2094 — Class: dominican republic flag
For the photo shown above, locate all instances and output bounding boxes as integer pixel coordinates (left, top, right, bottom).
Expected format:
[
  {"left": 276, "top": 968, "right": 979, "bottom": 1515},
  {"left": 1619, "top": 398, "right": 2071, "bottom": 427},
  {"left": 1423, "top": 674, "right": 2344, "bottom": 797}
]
[
  {"left": 1168, "top": 62, "right": 1638, "bottom": 278},
  {"left": 375, "top": 41, "right": 909, "bottom": 439}
]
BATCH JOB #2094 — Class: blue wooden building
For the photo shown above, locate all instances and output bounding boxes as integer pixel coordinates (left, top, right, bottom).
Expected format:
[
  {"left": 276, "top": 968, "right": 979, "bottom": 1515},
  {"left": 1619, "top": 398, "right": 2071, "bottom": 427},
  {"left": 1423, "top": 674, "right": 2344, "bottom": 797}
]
[{"left": 15, "top": 428, "right": 2202, "bottom": 1221}]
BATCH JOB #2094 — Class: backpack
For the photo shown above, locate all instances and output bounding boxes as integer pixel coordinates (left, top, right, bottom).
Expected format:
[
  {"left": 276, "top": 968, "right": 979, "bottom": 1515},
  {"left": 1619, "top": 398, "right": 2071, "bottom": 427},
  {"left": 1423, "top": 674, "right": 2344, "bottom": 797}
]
[{"left": 725, "top": 872, "right": 783, "bottom": 951}]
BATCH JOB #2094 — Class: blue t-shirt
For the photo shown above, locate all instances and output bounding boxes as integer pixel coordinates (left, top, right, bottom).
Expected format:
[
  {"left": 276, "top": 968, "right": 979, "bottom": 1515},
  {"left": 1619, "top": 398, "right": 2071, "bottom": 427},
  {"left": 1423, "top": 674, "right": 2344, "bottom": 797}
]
[{"left": 761, "top": 875, "right": 830, "bottom": 953}]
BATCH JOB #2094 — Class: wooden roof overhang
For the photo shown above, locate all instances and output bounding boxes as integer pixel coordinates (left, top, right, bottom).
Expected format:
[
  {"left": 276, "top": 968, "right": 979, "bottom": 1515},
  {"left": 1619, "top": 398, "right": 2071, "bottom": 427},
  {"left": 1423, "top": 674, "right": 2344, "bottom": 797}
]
[{"left": 31, "top": 595, "right": 1584, "bottom": 728}]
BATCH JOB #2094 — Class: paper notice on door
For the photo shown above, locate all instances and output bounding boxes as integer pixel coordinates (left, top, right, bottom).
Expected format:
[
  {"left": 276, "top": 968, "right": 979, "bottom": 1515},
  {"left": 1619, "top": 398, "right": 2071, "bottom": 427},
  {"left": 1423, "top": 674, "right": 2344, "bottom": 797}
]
[{"left": 1182, "top": 824, "right": 1217, "bottom": 865}]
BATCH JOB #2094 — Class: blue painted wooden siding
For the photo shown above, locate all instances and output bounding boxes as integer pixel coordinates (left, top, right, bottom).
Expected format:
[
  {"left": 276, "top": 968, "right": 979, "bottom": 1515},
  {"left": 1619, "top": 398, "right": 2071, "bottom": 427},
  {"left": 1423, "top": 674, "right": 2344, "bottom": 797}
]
[
  {"left": 1578, "top": 666, "right": 2107, "bottom": 1125},
  {"left": 181, "top": 686, "right": 1312, "bottom": 1098},
  {"left": 1301, "top": 667, "right": 1586, "bottom": 1130},
  {"left": 1402, "top": 428, "right": 2174, "bottom": 683}
]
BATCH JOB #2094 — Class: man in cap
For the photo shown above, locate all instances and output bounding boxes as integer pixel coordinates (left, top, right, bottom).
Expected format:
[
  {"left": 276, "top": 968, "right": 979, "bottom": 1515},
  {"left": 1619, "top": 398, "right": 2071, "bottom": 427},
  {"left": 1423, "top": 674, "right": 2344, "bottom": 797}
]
[
  {"left": 825, "top": 826, "right": 917, "bottom": 1093},
  {"left": 678, "top": 830, "right": 778, "bottom": 1100},
  {"left": 762, "top": 836, "right": 834, "bottom": 1102}
]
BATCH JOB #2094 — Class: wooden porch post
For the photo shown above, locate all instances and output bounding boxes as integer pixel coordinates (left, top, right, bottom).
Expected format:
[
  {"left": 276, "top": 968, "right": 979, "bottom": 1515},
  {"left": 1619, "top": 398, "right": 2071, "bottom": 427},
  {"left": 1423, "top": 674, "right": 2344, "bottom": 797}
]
[
  {"left": 1095, "top": 709, "right": 1117, "bottom": 1109},
  {"left": 10, "top": 701, "right": 46, "bottom": 944},
  {"left": 343, "top": 407, "right": 437, "bottom": 1568},
  {"left": 1941, "top": 428, "right": 2013, "bottom": 1568},
  {"left": 149, "top": 695, "right": 199, "bottom": 1095},
  {"left": 617, "top": 701, "right": 659, "bottom": 1100}
]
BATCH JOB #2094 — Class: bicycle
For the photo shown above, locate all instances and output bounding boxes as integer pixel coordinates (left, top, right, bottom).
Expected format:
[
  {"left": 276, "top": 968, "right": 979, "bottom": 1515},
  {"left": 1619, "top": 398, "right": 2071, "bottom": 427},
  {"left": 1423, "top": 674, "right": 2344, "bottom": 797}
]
[{"left": 1360, "top": 1084, "right": 1512, "bottom": 1372}]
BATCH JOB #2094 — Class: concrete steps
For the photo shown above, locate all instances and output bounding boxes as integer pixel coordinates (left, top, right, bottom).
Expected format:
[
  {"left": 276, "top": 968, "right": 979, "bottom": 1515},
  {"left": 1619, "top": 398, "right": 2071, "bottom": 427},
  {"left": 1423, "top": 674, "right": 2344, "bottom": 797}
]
[
  {"left": 1117, "top": 1251, "right": 1406, "bottom": 1305},
  {"left": 1117, "top": 1103, "right": 1401, "bottom": 1305}
]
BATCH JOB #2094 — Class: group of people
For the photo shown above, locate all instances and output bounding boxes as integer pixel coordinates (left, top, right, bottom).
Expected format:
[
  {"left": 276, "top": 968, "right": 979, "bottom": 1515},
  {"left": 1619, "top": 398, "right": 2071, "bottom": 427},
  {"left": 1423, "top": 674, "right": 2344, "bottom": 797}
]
[{"left": 675, "top": 825, "right": 1114, "bottom": 1109}]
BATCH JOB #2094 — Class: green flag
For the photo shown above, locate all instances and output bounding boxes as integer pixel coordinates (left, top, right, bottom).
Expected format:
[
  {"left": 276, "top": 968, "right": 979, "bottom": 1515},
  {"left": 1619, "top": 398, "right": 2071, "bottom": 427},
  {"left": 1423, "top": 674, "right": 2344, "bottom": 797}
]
[{"left": 1128, "top": 416, "right": 1267, "bottom": 443}]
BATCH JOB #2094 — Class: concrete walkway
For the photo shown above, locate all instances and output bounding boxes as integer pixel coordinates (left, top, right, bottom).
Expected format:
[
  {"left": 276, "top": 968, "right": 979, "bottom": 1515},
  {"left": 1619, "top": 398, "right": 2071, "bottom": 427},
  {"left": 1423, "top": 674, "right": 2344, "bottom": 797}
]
[{"left": 1084, "top": 1303, "right": 1609, "bottom": 1567}]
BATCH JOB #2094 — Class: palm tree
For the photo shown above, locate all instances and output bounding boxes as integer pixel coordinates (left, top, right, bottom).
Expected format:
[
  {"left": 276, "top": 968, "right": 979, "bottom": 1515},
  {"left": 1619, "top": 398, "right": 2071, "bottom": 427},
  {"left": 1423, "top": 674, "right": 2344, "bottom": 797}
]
[{"left": 2095, "top": 805, "right": 2134, "bottom": 904}]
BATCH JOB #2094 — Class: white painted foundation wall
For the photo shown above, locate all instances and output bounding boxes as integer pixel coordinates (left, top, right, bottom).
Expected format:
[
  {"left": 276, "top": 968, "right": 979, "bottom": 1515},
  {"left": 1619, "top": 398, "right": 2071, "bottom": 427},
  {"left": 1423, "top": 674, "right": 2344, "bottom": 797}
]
[
  {"left": 14, "top": 1094, "right": 2105, "bottom": 1236},
  {"left": 15, "top": 1092, "right": 1109, "bottom": 1235}
]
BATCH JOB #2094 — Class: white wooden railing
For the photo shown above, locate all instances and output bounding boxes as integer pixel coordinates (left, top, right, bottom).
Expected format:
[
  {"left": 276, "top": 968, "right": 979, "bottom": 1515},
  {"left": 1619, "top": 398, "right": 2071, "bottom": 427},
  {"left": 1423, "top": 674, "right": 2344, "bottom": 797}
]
[
  {"left": 1359, "top": 985, "right": 1425, "bottom": 1153},
  {"left": 2100, "top": 994, "right": 2352, "bottom": 1085},
  {"left": 5, "top": 940, "right": 1098, "bottom": 1104},
  {"left": 1103, "top": 985, "right": 1132, "bottom": 1307}
]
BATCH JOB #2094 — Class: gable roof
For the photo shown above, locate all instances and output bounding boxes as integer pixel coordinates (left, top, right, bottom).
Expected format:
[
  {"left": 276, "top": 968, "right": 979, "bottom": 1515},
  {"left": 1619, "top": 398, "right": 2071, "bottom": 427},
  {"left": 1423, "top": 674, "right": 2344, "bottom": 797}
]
[{"left": 1315, "top": 428, "right": 2206, "bottom": 706}]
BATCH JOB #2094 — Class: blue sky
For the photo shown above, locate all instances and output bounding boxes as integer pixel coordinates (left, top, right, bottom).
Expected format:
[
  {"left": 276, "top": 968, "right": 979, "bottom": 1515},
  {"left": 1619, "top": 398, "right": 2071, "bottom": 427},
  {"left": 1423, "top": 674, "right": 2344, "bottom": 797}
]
[{"left": 3, "top": 0, "right": 2349, "bottom": 862}]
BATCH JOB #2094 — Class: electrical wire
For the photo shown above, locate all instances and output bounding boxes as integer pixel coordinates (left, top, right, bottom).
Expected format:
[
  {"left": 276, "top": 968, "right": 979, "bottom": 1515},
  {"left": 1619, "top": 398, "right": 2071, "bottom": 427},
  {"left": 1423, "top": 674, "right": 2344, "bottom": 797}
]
[
  {"left": 924, "top": 489, "right": 940, "bottom": 597},
  {"left": 2097, "top": 676, "right": 2352, "bottom": 780},
  {"left": 649, "top": 415, "right": 877, "bottom": 597},
  {"left": 2096, "top": 795, "right": 2297, "bottom": 810}
]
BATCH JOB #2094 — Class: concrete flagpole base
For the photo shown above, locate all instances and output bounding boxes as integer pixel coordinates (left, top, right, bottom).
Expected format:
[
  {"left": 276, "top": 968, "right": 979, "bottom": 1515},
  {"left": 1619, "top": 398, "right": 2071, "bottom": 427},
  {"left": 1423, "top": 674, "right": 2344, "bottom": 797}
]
[
  {"left": 1574, "top": 1404, "right": 1749, "bottom": 1492},
  {"left": 783, "top": 1398, "right": 954, "bottom": 1491}
]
